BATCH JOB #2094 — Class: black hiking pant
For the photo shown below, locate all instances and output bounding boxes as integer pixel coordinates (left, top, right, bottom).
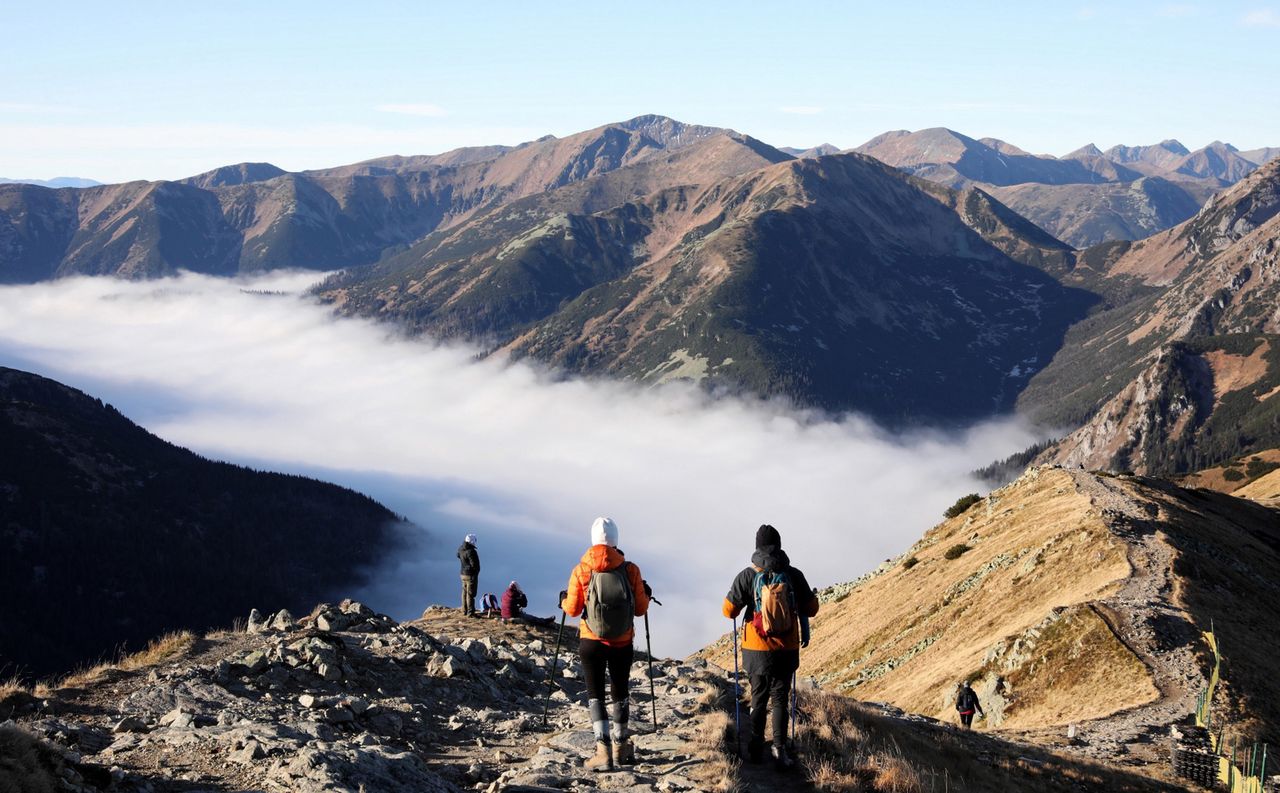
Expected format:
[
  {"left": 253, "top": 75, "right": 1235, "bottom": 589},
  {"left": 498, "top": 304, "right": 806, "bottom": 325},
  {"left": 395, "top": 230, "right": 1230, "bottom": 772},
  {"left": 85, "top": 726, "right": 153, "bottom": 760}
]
[
  {"left": 749, "top": 671, "right": 794, "bottom": 747},
  {"left": 959, "top": 711, "right": 975, "bottom": 729},
  {"left": 579, "top": 638, "right": 634, "bottom": 704},
  {"left": 743, "top": 648, "right": 799, "bottom": 748}
]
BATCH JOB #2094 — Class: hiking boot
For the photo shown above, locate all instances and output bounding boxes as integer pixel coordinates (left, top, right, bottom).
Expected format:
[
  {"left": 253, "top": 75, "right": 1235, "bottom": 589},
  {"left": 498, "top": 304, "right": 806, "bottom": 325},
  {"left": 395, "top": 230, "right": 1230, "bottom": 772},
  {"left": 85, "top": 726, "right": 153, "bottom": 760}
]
[
  {"left": 585, "top": 741, "right": 614, "bottom": 772},
  {"left": 771, "top": 743, "right": 796, "bottom": 772},
  {"left": 612, "top": 738, "right": 635, "bottom": 766},
  {"left": 747, "top": 736, "right": 765, "bottom": 763}
]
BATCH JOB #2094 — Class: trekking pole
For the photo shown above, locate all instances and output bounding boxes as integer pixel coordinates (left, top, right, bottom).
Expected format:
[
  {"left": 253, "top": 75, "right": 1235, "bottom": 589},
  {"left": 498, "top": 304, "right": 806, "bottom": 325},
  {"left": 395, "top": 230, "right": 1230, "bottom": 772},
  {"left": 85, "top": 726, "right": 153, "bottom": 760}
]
[
  {"left": 644, "top": 612, "right": 658, "bottom": 730},
  {"left": 641, "top": 583, "right": 662, "bottom": 731},
  {"left": 542, "top": 607, "right": 567, "bottom": 730},
  {"left": 783, "top": 670, "right": 793, "bottom": 746},
  {"left": 731, "top": 616, "right": 742, "bottom": 758}
]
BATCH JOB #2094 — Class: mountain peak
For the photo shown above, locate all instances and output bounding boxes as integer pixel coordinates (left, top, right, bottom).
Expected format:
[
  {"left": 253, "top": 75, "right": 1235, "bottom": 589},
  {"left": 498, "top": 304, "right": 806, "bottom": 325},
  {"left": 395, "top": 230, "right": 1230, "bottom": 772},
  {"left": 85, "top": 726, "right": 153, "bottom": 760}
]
[
  {"left": 182, "top": 162, "right": 286, "bottom": 189},
  {"left": 1064, "top": 143, "right": 1103, "bottom": 159},
  {"left": 605, "top": 114, "right": 726, "bottom": 149}
]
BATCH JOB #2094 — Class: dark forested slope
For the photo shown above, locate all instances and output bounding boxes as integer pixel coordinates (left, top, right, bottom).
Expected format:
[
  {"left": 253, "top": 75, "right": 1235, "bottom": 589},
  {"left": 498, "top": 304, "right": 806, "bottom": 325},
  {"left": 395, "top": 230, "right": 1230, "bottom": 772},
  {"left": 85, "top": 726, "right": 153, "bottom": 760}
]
[{"left": 0, "top": 367, "right": 401, "bottom": 678}]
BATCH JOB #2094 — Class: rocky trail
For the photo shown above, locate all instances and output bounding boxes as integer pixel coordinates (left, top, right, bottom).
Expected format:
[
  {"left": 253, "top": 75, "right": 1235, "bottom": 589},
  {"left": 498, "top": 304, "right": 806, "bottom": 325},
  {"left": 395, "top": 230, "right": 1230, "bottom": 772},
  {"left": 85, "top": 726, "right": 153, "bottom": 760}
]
[
  {"left": 1011, "top": 471, "right": 1206, "bottom": 765},
  {"left": 2, "top": 598, "right": 1199, "bottom": 792},
  {"left": 0, "top": 602, "right": 781, "bottom": 793}
]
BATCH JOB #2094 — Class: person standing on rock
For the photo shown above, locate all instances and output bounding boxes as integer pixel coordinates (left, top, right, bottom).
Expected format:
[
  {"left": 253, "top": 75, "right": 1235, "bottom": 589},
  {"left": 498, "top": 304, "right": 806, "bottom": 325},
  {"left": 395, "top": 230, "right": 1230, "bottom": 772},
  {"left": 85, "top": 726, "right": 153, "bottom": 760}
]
[
  {"left": 956, "top": 680, "right": 984, "bottom": 729},
  {"left": 722, "top": 524, "right": 819, "bottom": 771},
  {"left": 559, "top": 517, "right": 650, "bottom": 772},
  {"left": 457, "top": 533, "right": 480, "bottom": 617}
]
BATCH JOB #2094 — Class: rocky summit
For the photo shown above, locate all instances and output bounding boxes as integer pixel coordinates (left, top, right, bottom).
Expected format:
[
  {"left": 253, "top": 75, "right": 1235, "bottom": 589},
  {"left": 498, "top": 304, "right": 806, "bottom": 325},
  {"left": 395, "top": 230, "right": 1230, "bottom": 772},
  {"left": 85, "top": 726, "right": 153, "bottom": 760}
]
[
  {"left": 1, "top": 601, "right": 738, "bottom": 793},
  {"left": 2, "top": 598, "right": 1197, "bottom": 793}
]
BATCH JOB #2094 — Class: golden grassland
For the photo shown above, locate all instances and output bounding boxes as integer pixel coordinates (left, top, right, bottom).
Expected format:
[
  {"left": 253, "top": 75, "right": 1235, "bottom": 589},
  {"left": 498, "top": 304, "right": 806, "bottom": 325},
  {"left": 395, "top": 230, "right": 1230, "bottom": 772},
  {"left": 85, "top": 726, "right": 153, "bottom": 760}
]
[{"left": 803, "top": 468, "right": 1151, "bottom": 729}]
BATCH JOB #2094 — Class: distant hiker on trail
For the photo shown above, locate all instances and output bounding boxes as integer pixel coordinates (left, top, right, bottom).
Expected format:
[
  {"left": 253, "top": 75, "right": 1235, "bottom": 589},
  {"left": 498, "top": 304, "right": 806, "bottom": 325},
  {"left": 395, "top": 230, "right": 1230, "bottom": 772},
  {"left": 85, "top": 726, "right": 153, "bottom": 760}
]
[
  {"left": 956, "top": 680, "right": 984, "bottom": 729},
  {"left": 722, "top": 524, "right": 819, "bottom": 771},
  {"left": 458, "top": 533, "right": 480, "bottom": 617},
  {"left": 559, "top": 517, "right": 650, "bottom": 772},
  {"left": 480, "top": 592, "right": 500, "bottom": 618},
  {"left": 502, "top": 580, "right": 554, "bottom": 625}
]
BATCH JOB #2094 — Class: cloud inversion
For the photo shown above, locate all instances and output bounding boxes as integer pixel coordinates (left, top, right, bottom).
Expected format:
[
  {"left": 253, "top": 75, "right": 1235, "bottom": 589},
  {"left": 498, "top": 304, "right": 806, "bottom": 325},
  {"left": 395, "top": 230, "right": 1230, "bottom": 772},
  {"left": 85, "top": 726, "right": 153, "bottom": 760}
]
[{"left": 0, "top": 273, "right": 1038, "bottom": 655}]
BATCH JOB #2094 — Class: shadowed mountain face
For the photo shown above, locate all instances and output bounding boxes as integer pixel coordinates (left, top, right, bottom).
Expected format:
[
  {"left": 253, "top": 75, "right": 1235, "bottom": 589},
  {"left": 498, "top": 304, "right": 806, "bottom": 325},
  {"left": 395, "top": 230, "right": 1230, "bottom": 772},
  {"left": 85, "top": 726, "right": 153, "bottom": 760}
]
[
  {"left": 856, "top": 128, "right": 1274, "bottom": 247},
  {"left": 1021, "top": 159, "right": 1280, "bottom": 474},
  {"left": 0, "top": 116, "right": 759, "bottom": 284},
  {"left": 0, "top": 367, "right": 400, "bottom": 678},
  {"left": 319, "top": 153, "right": 1093, "bottom": 423}
]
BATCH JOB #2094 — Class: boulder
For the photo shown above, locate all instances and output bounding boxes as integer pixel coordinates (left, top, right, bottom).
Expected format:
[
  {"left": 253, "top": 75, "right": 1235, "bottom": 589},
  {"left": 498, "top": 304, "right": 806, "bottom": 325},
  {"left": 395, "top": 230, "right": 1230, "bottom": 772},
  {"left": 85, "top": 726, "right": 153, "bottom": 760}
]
[
  {"left": 239, "top": 650, "right": 269, "bottom": 674},
  {"left": 111, "top": 717, "right": 148, "bottom": 734},
  {"left": 321, "top": 707, "right": 354, "bottom": 725},
  {"left": 230, "top": 739, "right": 264, "bottom": 764}
]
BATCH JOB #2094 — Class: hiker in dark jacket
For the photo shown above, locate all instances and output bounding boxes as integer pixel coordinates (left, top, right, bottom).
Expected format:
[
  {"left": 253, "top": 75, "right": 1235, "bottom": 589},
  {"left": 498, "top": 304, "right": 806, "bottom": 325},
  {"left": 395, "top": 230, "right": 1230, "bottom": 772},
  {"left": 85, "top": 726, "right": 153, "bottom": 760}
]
[
  {"left": 457, "top": 533, "right": 480, "bottom": 617},
  {"left": 722, "top": 524, "right": 819, "bottom": 771},
  {"left": 560, "top": 517, "right": 650, "bottom": 772},
  {"left": 956, "top": 681, "right": 984, "bottom": 729}
]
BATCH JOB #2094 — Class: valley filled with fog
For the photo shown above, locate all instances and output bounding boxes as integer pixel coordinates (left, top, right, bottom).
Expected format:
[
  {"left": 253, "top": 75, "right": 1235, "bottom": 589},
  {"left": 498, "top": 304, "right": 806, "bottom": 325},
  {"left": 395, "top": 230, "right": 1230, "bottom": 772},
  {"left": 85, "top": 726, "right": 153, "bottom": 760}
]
[{"left": 0, "top": 272, "right": 1040, "bottom": 656}]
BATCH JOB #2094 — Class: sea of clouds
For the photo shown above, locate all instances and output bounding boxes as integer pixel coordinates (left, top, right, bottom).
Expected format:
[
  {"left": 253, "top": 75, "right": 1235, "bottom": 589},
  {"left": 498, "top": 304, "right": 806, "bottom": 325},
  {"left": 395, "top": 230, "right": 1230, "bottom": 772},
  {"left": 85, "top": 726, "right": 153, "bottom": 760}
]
[{"left": 0, "top": 272, "right": 1040, "bottom": 656}]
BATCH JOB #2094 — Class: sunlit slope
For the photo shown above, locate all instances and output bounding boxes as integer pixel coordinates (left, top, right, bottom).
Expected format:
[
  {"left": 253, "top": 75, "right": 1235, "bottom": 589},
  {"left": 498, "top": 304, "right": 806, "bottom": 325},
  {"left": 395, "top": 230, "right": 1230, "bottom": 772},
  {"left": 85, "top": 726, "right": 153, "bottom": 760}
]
[
  {"left": 699, "top": 466, "right": 1280, "bottom": 750},
  {"left": 803, "top": 467, "right": 1151, "bottom": 730}
]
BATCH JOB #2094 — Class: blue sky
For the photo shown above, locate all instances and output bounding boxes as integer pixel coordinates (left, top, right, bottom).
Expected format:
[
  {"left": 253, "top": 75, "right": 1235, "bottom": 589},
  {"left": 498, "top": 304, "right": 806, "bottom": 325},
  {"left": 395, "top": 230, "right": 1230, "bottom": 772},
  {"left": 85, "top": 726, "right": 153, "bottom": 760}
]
[{"left": 3, "top": 1, "right": 1278, "bottom": 182}]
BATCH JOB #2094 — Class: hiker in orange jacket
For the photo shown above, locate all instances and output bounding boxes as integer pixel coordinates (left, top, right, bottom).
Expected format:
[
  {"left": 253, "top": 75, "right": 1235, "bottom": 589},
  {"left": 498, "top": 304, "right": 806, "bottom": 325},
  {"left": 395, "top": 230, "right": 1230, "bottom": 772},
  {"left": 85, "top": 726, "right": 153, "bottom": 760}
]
[
  {"left": 560, "top": 517, "right": 650, "bottom": 772},
  {"left": 723, "top": 524, "right": 819, "bottom": 771}
]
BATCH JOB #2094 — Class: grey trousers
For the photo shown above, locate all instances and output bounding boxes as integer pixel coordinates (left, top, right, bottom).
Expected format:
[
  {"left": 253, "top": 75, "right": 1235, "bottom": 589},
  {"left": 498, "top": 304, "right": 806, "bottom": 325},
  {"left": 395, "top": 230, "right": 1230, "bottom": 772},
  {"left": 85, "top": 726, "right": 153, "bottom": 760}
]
[{"left": 461, "top": 574, "right": 477, "bottom": 615}]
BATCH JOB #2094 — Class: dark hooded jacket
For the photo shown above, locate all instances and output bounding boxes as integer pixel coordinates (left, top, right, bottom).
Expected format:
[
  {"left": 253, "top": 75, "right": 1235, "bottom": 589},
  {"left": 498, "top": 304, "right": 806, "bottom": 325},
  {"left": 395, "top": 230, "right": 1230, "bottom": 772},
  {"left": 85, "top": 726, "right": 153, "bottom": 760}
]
[
  {"left": 956, "top": 685, "right": 982, "bottom": 714},
  {"left": 722, "top": 542, "right": 819, "bottom": 659},
  {"left": 457, "top": 542, "right": 480, "bottom": 576}
]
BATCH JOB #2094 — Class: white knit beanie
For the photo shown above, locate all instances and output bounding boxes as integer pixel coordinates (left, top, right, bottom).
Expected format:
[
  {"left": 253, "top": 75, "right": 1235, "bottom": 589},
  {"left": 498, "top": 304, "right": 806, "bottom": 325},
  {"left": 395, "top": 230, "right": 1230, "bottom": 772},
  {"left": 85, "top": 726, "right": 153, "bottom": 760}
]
[{"left": 591, "top": 517, "right": 619, "bottom": 547}]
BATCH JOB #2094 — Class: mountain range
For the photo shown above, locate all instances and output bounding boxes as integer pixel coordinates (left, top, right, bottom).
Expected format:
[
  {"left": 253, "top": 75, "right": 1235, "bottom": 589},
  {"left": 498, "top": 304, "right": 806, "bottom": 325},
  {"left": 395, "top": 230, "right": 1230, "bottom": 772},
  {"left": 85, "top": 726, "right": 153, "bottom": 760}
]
[
  {"left": 318, "top": 142, "right": 1091, "bottom": 421},
  {"left": 0, "top": 176, "right": 102, "bottom": 189},
  {"left": 0, "top": 367, "right": 402, "bottom": 678},
  {"left": 1021, "top": 156, "right": 1280, "bottom": 474},
  {"left": 4, "top": 115, "right": 1280, "bottom": 470},
  {"left": 855, "top": 129, "right": 1276, "bottom": 247}
]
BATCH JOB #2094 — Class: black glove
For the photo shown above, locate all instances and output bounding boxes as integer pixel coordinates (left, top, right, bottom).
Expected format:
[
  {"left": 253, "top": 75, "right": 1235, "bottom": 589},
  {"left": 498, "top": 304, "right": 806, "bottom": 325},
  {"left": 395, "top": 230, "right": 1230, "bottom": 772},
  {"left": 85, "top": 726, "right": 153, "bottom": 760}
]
[
  {"left": 558, "top": 590, "right": 568, "bottom": 607},
  {"left": 643, "top": 580, "right": 653, "bottom": 598},
  {"left": 801, "top": 639, "right": 809, "bottom": 649}
]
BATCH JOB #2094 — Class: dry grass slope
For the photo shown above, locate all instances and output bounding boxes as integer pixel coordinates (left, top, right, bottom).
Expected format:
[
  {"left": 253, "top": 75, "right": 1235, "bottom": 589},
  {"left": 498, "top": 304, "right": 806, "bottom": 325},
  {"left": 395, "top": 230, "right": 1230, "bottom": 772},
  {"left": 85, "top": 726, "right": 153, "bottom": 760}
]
[
  {"left": 789, "top": 689, "right": 1185, "bottom": 792},
  {"left": 799, "top": 467, "right": 1154, "bottom": 730},
  {"left": 35, "top": 630, "right": 196, "bottom": 695}
]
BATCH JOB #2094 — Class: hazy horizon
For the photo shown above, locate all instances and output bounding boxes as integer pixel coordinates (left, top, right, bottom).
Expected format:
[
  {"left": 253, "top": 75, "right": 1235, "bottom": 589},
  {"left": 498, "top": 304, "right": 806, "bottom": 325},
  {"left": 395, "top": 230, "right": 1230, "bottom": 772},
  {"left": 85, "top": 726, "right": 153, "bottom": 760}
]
[{"left": 3, "top": 1, "right": 1278, "bottom": 183}]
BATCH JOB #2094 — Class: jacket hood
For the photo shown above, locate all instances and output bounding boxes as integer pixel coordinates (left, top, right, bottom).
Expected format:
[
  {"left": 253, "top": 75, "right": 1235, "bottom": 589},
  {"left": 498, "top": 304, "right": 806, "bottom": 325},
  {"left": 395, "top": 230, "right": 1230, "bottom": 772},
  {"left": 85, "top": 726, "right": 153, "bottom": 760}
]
[
  {"left": 580, "top": 544, "right": 626, "bottom": 572},
  {"left": 751, "top": 545, "right": 790, "bottom": 573}
]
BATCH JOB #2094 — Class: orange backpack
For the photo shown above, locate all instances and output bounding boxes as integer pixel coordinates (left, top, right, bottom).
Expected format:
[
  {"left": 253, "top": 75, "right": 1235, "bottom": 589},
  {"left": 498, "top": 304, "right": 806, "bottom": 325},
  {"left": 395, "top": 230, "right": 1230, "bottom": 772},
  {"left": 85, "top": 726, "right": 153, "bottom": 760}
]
[{"left": 751, "top": 570, "right": 796, "bottom": 639}]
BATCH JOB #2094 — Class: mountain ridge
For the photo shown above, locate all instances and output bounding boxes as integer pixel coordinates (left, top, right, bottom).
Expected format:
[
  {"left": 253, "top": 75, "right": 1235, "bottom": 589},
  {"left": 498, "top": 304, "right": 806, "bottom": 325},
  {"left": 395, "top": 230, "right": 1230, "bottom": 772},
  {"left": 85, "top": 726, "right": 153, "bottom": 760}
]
[
  {"left": 0, "top": 366, "right": 402, "bottom": 678},
  {"left": 319, "top": 150, "right": 1092, "bottom": 422},
  {"left": 855, "top": 128, "right": 1274, "bottom": 247}
]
